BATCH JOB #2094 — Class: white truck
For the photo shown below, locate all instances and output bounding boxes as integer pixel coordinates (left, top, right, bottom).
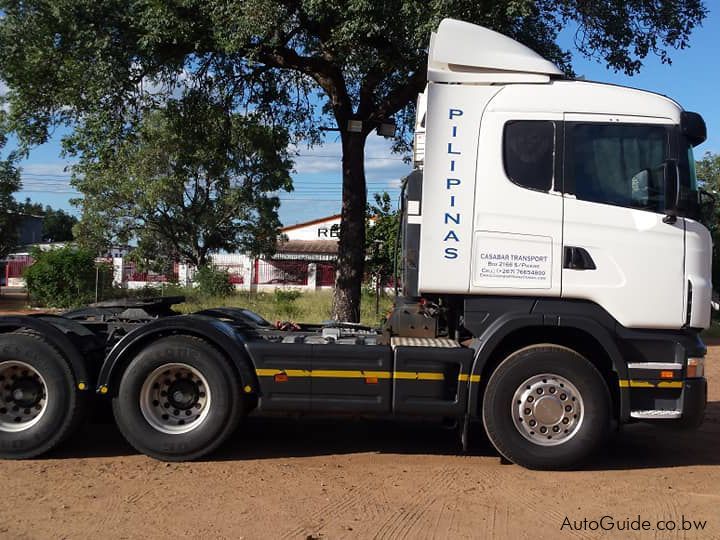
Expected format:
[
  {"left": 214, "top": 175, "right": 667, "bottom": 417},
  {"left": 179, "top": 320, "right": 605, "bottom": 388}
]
[{"left": 0, "top": 19, "right": 711, "bottom": 469}]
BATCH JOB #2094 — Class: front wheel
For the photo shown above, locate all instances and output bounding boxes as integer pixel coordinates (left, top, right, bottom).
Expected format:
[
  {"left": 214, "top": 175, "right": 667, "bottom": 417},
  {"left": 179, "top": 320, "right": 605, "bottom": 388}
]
[
  {"left": 112, "top": 336, "right": 242, "bottom": 461},
  {"left": 482, "top": 344, "right": 611, "bottom": 470}
]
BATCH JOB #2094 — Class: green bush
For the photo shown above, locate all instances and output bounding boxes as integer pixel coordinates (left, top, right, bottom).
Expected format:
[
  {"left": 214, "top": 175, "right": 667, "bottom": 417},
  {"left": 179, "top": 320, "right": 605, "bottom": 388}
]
[
  {"left": 194, "top": 265, "right": 234, "bottom": 298},
  {"left": 273, "top": 288, "right": 301, "bottom": 319},
  {"left": 24, "top": 246, "right": 110, "bottom": 308}
]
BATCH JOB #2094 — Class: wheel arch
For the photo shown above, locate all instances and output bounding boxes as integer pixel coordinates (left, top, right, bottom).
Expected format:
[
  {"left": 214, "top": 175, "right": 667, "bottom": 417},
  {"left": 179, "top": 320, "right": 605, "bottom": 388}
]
[
  {"left": 466, "top": 315, "right": 629, "bottom": 421},
  {"left": 96, "top": 316, "right": 258, "bottom": 397},
  {"left": 0, "top": 316, "right": 90, "bottom": 391}
]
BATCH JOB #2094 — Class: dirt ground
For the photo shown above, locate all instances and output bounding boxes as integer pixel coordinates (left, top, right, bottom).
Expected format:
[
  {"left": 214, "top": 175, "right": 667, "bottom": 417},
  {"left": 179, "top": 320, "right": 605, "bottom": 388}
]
[{"left": 1, "top": 347, "right": 719, "bottom": 539}]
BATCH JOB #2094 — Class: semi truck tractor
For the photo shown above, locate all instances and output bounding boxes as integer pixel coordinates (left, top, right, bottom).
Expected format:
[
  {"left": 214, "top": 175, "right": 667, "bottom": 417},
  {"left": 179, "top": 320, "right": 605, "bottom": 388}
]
[{"left": 0, "top": 19, "right": 711, "bottom": 469}]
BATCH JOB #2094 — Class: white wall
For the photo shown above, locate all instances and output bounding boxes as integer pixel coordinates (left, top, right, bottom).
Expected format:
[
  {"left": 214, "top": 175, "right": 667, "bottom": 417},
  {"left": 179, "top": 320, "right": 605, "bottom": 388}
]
[{"left": 283, "top": 217, "right": 341, "bottom": 241}]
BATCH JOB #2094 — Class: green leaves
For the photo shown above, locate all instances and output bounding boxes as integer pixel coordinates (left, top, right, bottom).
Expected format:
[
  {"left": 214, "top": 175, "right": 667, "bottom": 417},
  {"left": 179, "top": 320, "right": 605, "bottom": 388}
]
[
  {"left": 72, "top": 91, "right": 293, "bottom": 265},
  {"left": 365, "top": 191, "right": 398, "bottom": 282},
  {"left": 24, "top": 245, "right": 109, "bottom": 307}
]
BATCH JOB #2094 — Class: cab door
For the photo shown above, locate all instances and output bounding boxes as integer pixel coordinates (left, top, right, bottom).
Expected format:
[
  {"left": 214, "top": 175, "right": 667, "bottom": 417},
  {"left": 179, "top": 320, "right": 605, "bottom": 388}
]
[
  {"left": 469, "top": 111, "right": 564, "bottom": 296},
  {"left": 561, "top": 114, "right": 686, "bottom": 328}
]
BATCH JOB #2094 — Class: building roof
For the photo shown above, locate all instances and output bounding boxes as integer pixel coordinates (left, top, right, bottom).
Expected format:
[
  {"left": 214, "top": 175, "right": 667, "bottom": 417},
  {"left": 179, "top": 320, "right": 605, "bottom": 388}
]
[
  {"left": 280, "top": 214, "right": 342, "bottom": 233},
  {"left": 276, "top": 239, "right": 338, "bottom": 255}
]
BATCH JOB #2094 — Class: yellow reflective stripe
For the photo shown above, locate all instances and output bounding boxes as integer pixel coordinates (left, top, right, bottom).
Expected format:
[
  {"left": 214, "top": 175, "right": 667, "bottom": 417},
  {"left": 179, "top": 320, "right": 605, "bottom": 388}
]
[
  {"left": 256, "top": 368, "right": 482, "bottom": 383},
  {"left": 312, "top": 370, "right": 391, "bottom": 379},
  {"left": 394, "top": 371, "right": 444, "bottom": 381},
  {"left": 256, "top": 368, "right": 312, "bottom": 377},
  {"left": 619, "top": 379, "right": 683, "bottom": 389}
]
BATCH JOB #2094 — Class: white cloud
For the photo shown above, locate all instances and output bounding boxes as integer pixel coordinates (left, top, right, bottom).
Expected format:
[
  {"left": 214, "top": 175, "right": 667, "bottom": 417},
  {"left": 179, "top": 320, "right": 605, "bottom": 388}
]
[
  {"left": 20, "top": 162, "right": 72, "bottom": 177},
  {"left": 291, "top": 136, "right": 411, "bottom": 179}
]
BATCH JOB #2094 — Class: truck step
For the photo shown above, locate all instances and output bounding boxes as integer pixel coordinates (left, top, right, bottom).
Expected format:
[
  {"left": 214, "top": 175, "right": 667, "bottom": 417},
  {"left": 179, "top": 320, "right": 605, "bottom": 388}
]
[
  {"left": 630, "top": 410, "right": 682, "bottom": 419},
  {"left": 391, "top": 337, "right": 460, "bottom": 348}
]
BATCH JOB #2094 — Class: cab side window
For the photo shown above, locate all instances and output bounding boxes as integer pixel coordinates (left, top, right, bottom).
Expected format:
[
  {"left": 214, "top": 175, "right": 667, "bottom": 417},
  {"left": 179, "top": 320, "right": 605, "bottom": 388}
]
[
  {"left": 565, "top": 123, "right": 668, "bottom": 212},
  {"left": 503, "top": 120, "right": 555, "bottom": 192}
]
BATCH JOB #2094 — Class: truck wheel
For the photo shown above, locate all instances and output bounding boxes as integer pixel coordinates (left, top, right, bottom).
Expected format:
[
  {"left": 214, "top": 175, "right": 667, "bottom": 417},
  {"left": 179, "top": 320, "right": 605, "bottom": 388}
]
[
  {"left": 112, "top": 335, "right": 242, "bottom": 461},
  {"left": 0, "top": 333, "right": 83, "bottom": 459},
  {"left": 482, "top": 344, "right": 610, "bottom": 470}
]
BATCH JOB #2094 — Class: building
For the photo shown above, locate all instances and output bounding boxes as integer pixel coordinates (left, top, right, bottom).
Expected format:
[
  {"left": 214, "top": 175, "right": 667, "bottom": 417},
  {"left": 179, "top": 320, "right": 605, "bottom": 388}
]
[{"left": 252, "top": 215, "right": 341, "bottom": 290}]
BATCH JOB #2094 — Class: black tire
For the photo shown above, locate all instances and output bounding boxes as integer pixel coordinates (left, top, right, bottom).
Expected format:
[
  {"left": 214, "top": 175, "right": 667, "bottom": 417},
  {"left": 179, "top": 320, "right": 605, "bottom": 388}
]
[
  {"left": 112, "top": 335, "right": 242, "bottom": 461},
  {"left": 482, "top": 344, "right": 611, "bottom": 470},
  {"left": 0, "top": 333, "right": 84, "bottom": 459}
]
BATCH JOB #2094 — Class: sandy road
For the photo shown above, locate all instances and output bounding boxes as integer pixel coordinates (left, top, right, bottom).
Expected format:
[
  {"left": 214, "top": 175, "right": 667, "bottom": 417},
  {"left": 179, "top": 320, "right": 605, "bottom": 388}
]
[{"left": 1, "top": 348, "right": 719, "bottom": 539}]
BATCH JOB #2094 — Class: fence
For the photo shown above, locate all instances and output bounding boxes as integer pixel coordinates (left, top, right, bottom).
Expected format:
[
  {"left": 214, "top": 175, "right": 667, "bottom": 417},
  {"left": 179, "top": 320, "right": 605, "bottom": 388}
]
[
  {"left": 123, "top": 262, "right": 179, "bottom": 284},
  {"left": 3, "top": 256, "right": 33, "bottom": 286},
  {"left": 213, "top": 263, "right": 245, "bottom": 285},
  {"left": 253, "top": 259, "right": 309, "bottom": 286},
  {"left": 317, "top": 263, "right": 336, "bottom": 287}
]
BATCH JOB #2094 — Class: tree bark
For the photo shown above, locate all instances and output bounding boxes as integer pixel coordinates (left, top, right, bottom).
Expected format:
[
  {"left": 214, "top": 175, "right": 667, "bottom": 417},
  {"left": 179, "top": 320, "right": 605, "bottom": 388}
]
[{"left": 332, "top": 130, "right": 368, "bottom": 322}]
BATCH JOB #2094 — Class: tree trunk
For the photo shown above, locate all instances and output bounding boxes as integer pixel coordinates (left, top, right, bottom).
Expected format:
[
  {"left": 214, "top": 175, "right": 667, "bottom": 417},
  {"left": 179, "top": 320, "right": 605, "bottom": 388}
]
[{"left": 332, "top": 131, "right": 368, "bottom": 322}]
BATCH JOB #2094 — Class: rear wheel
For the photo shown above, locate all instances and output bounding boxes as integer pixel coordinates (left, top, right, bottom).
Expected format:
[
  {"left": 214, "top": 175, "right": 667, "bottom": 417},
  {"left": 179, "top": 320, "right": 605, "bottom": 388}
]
[
  {"left": 482, "top": 344, "right": 610, "bottom": 470},
  {"left": 112, "top": 336, "right": 242, "bottom": 461},
  {"left": 0, "top": 333, "right": 83, "bottom": 459}
]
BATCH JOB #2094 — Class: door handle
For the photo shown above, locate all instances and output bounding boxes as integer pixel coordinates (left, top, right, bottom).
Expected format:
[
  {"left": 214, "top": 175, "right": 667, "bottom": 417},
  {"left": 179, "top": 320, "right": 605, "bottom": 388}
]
[{"left": 563, "top": 246, "right": 596, "bottom": 270}]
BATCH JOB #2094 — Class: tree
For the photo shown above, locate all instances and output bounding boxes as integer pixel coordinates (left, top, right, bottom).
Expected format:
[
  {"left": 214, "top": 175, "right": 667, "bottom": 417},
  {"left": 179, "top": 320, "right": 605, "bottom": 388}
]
[
  {"left": 42, "top": 208, "right": 77, "bottom": 242},
  {"left": 0, "top": 160, "right": 21, "bottom": 257},
  {"left": 696, "top": 151, "right": 720, "bottom": 287},
  {"left": 71, "top": 92, "right": 292, "bottom": 266},
  {"left": 16, "top": 199, "right": 78, "bottom": 242},
  {"left": 0, "top": 1, "right": 707, "bottom": 320},
  {"left": 366, "top": 192, "right": 399, "bottom": 289}
]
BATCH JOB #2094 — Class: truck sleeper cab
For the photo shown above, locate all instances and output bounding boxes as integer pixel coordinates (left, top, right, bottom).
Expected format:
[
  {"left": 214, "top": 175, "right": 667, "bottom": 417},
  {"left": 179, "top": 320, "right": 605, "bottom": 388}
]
[{"left": 0, "top": 19, "right": 711, "bottom": 470}]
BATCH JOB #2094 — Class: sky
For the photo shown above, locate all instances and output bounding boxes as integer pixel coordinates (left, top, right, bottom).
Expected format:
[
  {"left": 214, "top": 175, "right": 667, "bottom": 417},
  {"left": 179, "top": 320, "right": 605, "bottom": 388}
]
[{"left": 11, "top": 6, "right": 720, "bottom": 227}]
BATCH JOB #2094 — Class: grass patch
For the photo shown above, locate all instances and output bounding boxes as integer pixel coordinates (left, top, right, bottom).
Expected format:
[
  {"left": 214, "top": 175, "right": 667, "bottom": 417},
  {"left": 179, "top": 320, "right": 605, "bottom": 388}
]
[{"left": 166, "top": 287, "right": 394, "bottom": 326}]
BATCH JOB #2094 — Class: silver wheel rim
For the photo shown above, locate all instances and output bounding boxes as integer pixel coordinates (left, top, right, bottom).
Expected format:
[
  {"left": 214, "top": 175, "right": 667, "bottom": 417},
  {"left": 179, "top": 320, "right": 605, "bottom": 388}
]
[
  {"left": 139, "top": 363, "right": 211, "bottom": 435},
  {"left": 511, "top": 373, "right": 584, "bottom": 446},
  {"left": 0, "top": 361, "right": 48, "bottom": 433}
]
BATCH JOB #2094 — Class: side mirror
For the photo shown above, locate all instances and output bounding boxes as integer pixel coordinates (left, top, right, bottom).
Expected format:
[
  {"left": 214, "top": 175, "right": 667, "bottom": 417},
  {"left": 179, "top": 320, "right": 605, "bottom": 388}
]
[
  {"left": 681, "top": 111, "right": 707, "bottom": 147},
  {"left": 663, "top": 159, "right": 679, "bottom": 222}
]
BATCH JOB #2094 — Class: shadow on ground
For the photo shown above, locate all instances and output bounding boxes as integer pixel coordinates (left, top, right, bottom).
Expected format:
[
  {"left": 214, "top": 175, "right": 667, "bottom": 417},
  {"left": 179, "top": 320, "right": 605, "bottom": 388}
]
[{"left": 47, "top": 401, "right": 720, "bottom": 471}]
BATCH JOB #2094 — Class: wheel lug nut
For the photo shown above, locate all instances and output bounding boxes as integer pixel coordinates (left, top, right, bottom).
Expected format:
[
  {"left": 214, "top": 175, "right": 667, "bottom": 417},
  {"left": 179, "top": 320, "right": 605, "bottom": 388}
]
[
  {"left": 524, "top": 408, "right": 531, "bottom": 415},
  {"left": 527, "top": 396, "right": 534, "bottom": 403},
  {"left": 549, "top": 387, "right": 556, "bottom": 393},
  {"left": 529, "top": 420, "right": 536, "bottom": 427},
  {"left": 536, "top": 388, "right": 543, "bottom": 394},
  {"left": 565, "top": 405, "right": 572, "bottom": 412},
  {"left": 559, "top": 393, "right": 567, "bottom": 400},
  {"left": 173, "top": 409, "right": 180, "bottom": 416},
  {"left": 553, "top": 426, "right": 560, "bottom": 432},
  {"left": 185, "top": 410, "right": 191, "bottom": 416},
  {"left": 539, "top": 426, "right": 547, "bottom": 433},
  {"left": 562, "top": 417, "right": 569, "bottom": 424}
]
